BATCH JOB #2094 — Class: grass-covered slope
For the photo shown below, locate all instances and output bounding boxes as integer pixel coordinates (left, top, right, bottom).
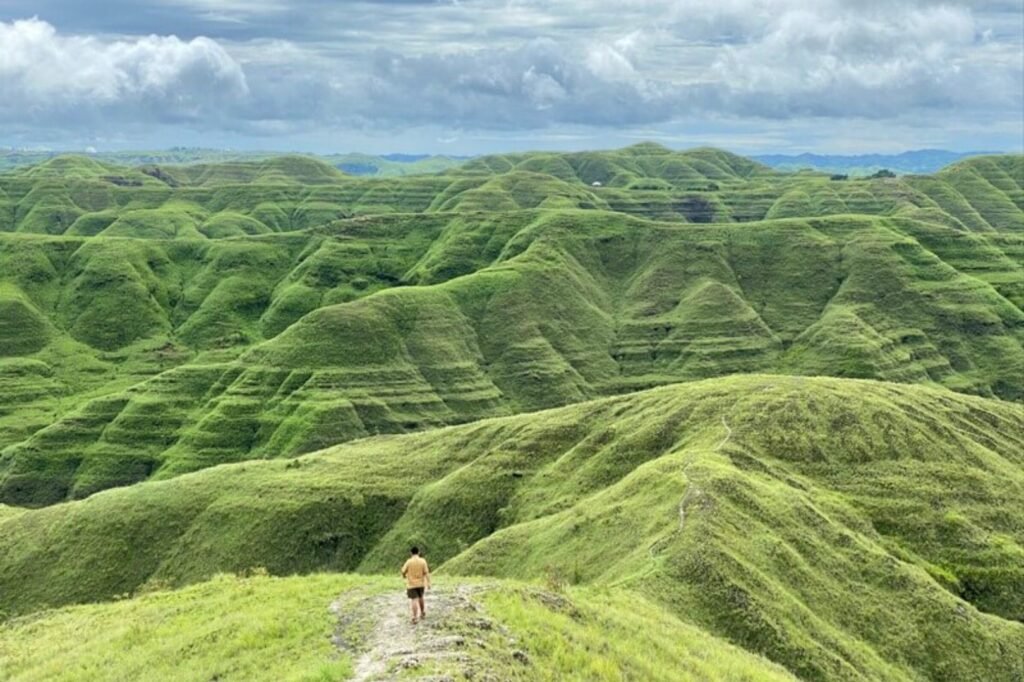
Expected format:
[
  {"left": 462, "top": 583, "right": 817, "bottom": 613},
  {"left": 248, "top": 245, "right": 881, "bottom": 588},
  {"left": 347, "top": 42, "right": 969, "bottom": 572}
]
[
  {"left": 458, "top": 143, "right": 769, "bottom": 187},
  {"left": 753, "top": 149, "right": 995, "bottom": 176},
  {"left": 142, "top": 155, "right": 348, "bottom": 187},
  {"left": 0, "top": 149, "right": 1020, "bottom": 506},
  {"left": 324, "top": 152, "right": 467, "bottom": 177},
  {"left": 907, "top": 155, "right": 1024, "bottom": 233},
  {"left": 3, "top": 147, "right": 1022, "bottom": 680},
  {"left": 0, "top": 574, "right": 363, "bottom": 681},
  {"left": 0, "top": 573, "right": 794, "bottom": 682},
  {"left": 1, "top": 207, "right": 1022, "bottom": 505},
  {"left": 1, "top": 376, "right": 1022, "bottom": 680}
]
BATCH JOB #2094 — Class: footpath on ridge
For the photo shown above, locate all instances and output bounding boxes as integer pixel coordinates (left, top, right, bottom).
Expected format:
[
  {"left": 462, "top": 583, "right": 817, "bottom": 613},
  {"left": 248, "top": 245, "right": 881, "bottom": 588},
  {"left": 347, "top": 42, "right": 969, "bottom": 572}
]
[{"left": 331, "top": 583, "right": 533, "bottom": 681}]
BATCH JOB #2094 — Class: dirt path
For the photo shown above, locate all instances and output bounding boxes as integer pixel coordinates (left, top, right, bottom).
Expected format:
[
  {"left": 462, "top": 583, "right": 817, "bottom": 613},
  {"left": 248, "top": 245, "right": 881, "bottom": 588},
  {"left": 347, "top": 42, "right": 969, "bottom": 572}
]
[
  {"left": 716, "top": 415, "right": 733, "bottom": 451},
  {"left": 644, "top": 415, "right": 731, "bottom": 559},
  {"left": 330, "top": 584, "right": 506, "bottom": 682}
]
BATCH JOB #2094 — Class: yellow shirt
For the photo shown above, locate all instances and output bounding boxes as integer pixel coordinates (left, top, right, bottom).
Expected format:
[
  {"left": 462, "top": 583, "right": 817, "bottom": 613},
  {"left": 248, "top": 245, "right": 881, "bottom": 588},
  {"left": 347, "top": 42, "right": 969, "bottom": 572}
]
[{"left": 401, "top": 556, "right": 429, "bottom": 588}]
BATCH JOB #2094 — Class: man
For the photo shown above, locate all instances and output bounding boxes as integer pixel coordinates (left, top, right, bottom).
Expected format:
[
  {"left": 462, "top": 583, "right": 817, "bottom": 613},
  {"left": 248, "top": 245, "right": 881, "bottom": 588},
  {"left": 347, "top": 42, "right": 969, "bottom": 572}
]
[{"left": 401, "top": 546, "right": 430, "bottom": 624}]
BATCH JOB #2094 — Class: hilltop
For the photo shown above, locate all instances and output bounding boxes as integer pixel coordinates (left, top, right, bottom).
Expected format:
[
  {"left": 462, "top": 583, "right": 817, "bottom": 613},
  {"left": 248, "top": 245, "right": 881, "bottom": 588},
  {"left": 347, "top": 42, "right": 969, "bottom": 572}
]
[
  {"left": 1, "top": 375, "right": 1022, "bottom": 680},
  {"left": 456, "top": 143, "right": 769, "bottom": 187},
  {"left": 4, "top": 145, "right": 1006, "bottom": 180},
  {"left": 0, "top": 573, "right": 795, "bottom": 682}
]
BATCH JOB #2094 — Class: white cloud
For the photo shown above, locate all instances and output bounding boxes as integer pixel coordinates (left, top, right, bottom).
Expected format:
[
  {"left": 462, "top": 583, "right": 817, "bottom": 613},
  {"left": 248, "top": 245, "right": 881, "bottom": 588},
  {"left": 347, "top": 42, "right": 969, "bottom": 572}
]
[
  {"left": 0, "top": 18, "right": 248, "bottom": 123},
  {"left": 585, "top": 38, "right": 640, "bottom": 83},
  {"left": 700, "top": 3, "right": 1021, "bottom": 117}
]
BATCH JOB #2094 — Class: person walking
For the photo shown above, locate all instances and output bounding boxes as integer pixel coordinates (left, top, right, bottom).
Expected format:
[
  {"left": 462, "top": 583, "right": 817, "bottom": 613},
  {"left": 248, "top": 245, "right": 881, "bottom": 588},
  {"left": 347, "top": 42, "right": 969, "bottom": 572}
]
[{"left": 401, "top": 546, "right": 430, "bottom": 624}]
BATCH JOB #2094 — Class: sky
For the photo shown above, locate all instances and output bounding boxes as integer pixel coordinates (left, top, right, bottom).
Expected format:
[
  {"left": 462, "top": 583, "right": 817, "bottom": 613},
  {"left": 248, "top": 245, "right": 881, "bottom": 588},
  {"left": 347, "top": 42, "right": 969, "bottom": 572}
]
[{"left": 1, "top": 0, "right": 1022, "bottom": 155}]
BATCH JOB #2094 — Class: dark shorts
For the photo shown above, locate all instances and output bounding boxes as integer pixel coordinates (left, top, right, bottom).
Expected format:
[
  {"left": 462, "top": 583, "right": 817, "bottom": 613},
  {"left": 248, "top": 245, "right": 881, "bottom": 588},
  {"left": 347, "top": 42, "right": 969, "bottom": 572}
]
[{"left": 406, "top": 587, "right": 425, "bottom": 599}]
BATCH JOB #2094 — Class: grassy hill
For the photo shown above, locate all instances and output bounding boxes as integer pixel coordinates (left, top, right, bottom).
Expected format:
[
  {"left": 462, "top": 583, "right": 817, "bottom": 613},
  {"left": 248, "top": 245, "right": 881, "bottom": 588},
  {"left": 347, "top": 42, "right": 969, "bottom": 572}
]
[
  {"left": 0, "top": 573, "right": 795, "bottom": 682},
  {"left": 1, "top": 376, "right": 1022, "bottom": 680},
  {"left": 0, "top": 150, "right": 1022, "bottom": 505},
  {"left": 1, "top": 147, "right": 1023, "bottom": 680},
  {"left": 2, "top": 149, "right": 1021, "bottom": 235},
  {"left": 457, "top": 143, "right": 769, "bottom": 187},
  {"left": 324, "top": 152, "right": 468, "bottom": 177},
  {"left": 906, "top": 155, "right": 1024, "bottom": 232}
]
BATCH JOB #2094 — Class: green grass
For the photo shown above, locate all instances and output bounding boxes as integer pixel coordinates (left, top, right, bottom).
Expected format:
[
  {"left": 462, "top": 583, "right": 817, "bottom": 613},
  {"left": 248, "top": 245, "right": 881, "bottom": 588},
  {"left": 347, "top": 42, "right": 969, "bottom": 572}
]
[
  {"left": 0, "top": 503, "right": 24, "bottom": 522},
  {"left": 0, "top": 573, "right": 794, "bottom": 682},
  {"left": 0, "top": 573, "right": 365, "bottom": 681},
  {"left": 457, "top": 143, "right": 769, "bottom": 188},
  {"left": 0, "top": 149, "right": 467, "bottom": 177},
  {"left": 907, "top": 155, "right": 1024, "bottom": 233},
  {"left": 480, "top": 586, "right": 795, "bottom": 681},
  {"left": 1, "top": 205, "right": 1021, "bottom": 504},
  {"left": 1, "top": 376, "right": 1022, "bottom": 680},
  {"left": 1, "top": 147, "right": 1022, "bottom": 679}
]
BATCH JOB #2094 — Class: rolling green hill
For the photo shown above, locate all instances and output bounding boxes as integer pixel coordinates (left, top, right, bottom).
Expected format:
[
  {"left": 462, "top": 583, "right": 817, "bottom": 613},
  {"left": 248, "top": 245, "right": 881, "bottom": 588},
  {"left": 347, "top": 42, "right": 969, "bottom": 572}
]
[
  {"left": 0, "top": 149, "right": 1022, "bottom": 505},
  {"left": 1, "top": 146, "right": 1022, "bottom": 680},
  {"left": 2, "top": 148, "right": 1020, "bottom": 236},
  {"left": 1, "top": 376, "right": 1022, "bottom": 680},
  {"left": 906, "top": 155, "right": 1024, "bottom": 232},
  {"left": 324, "top": 152, "right": 468, "bottom": 177},
  {"left": 457, "top": 144, "right": 769, "bottom": 187}
]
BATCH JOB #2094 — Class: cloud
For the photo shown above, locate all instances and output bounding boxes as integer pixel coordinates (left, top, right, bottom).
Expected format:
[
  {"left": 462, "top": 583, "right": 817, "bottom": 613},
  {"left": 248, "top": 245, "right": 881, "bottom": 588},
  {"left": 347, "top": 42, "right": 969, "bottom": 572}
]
[
  {"left": 0, "top": 17, "right": 248, "bottom": 125},
  {"left": 701, "top": 2, "right": 1022, "bottom": 117},
  {"left": 584, "top": 32, "right": 643, "bottom": 83},
  {"left": 0, "top": 1, "right": 1020, "bottom": 149},
  {"left": 338, "top": 0, "right": 1020, "bottom": 128},
  {"left": 351, "top": 38, "right": 674, "bottom": 129}
]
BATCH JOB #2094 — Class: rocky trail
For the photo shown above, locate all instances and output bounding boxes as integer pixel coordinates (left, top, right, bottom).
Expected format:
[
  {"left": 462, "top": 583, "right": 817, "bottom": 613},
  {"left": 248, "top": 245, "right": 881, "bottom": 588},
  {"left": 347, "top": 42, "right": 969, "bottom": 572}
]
[{"left": 330, "top": 584, "right": 528, "bottom": 681}]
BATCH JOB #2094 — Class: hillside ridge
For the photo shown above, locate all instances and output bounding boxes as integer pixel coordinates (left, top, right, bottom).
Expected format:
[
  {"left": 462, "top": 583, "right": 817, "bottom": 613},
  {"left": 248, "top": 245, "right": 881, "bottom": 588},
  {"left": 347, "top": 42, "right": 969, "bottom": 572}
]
[{"left": 2, "top": 375, "right": 1022, "bottom": 680}]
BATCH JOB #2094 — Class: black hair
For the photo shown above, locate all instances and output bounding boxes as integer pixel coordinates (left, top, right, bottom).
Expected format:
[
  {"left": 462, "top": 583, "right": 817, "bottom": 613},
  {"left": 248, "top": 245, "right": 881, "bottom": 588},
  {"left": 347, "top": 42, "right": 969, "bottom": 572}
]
[{"left": 410, "top": 546, "right": 419, "bottom": 555}]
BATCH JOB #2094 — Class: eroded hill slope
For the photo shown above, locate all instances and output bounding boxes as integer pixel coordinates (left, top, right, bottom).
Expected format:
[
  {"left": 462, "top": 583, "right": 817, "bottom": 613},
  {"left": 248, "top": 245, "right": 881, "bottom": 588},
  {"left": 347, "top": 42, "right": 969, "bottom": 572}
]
[
  {"left": 0, "top": 149, "right": 1021, "bottom": 505},
  {"left": 1, "top": 208, "right": 1022, "bottom": 504}
]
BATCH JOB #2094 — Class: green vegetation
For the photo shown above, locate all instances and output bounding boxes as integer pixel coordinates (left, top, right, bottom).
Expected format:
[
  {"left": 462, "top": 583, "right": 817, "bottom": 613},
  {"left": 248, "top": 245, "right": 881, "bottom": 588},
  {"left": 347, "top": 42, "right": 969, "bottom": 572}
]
[
  {"left": 1, "top": 203, "right": 1021, "bottom": 504},
  {"left": 0, "top": 503, "right": 24, "bottom": 522},
  {"left": 0, "top": 148, "right": 1021, "bottom": 504},
  {"left": 324, "top": 152, "right": 468, "bottom": 177},
  {"left": 480, "top": 587, "right": 795, "bottom": 681},
  {"left": 0, "top": 573, "right": 362, "bottom": 681},
  {"left": 1, "top": 376, "right": 1022, "bottom": 679},
  {"left": 1, "top": 146, "right": 1022, "bottom": 680},
  {"left": 0, "top": 574, "right": 793, "bottom": 682},
  {"left": 753, "top": 150, "right": 1000, "bottom": 176}
]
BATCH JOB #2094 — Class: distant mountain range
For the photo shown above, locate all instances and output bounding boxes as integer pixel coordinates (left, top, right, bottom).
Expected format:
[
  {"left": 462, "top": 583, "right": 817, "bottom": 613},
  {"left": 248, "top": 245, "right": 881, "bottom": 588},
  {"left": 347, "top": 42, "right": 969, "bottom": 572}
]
[{"left": 752, "top": 149, "right": 998, "bottom": 175}]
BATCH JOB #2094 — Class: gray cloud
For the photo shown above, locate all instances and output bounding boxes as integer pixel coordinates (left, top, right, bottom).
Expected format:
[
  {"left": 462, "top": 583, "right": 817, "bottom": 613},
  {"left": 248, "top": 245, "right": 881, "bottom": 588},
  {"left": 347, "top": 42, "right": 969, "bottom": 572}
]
[
  {"left": 350, "top": 39, "right": 673, "bottom": 129},
  {"left": 0, "top": 0, "right": 1020, "bottom": 151}
]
